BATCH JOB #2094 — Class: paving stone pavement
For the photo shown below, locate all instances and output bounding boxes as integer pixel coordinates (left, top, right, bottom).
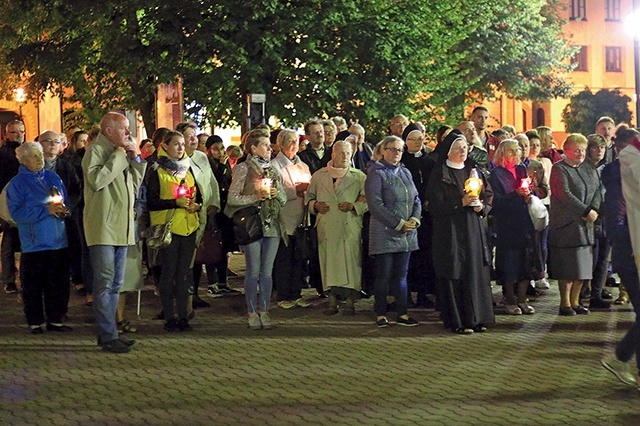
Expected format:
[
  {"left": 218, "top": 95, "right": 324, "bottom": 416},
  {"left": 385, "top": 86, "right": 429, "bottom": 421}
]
[{"left": 1, "top": 255, "right": 640, "bottom": 425}]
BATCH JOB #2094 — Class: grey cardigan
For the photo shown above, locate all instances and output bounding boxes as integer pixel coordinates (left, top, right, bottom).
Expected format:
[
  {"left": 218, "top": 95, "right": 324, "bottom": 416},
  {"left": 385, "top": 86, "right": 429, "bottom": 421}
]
[{"left": 548, "top": 160, "right": 601, "bottom": 248}]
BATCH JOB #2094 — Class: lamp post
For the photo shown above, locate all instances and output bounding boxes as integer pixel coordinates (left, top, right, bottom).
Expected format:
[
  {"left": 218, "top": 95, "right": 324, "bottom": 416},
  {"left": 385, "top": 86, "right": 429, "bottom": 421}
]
[
  {"left": 13, "top": 87, "right": 26, "bottom": 119},
  {"left": 625, "top": 2, "right": 640, "bottom": 127}
]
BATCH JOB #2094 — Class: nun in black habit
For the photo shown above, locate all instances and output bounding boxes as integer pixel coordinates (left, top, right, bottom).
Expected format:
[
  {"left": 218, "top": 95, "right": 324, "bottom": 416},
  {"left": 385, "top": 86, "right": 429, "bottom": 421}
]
[{"left": 425, "top": 130, "right": 495, "bottom": 334}]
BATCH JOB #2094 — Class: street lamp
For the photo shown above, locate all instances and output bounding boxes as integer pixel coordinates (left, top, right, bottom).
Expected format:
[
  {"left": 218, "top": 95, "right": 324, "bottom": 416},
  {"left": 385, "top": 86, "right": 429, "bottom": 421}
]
[
  {"left": 624, "top": 3, "right": 640, "bottom": 127},
  {"left": 13, "top": 87, "right": 26, "bottom": 119}
]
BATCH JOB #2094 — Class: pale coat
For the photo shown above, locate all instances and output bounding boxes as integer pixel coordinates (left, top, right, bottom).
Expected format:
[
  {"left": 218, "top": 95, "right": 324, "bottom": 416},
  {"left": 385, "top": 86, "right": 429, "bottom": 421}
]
[
  {"left": 305, "top": 167, "right": 367, "bottom": 291},
  {"left": 619, "top": 143, "right": 640, "bottom": 271},
  {"left": 271, "top": 151, "right": 310, "bottom": 236},
  {"left": 82, "top": 133, "right": 146, "bottom": 247}
]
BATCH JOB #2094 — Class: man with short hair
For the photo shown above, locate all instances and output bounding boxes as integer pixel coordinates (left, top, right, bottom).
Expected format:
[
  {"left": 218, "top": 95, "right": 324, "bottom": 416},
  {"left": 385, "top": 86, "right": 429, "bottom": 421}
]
[
  {"left": 389, "top": 114, "right": 409, "bottom": 138},
  {"left": 299, "top": 118, "right": 331, "bottom": 175},
  {"left": 456, "top": 121, "right": 490, "bottom": 176},
  {"left": 82, "top": 112, "right": 146, "bottom": 353},
  {"left": 39, "top": 130, "right": 82, "bottom": 306},
  {"left": 596, "top": 116, "right": 617, "bottom": 165},
  {"left": 0, "top": 120, "right": 25, "bottom": 294},
  {"left": 346, "top": 123, "right": 372, "bottom": 171},
  {"left": 471, "top": 106, "right": 500, "bottom": 160}
]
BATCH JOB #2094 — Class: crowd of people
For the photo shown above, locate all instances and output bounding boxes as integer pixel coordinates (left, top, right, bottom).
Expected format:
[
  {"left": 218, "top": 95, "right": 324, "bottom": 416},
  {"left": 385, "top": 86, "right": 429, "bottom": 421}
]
[{"left": 1, "top": 108, "right": 640, "bottom": 373}]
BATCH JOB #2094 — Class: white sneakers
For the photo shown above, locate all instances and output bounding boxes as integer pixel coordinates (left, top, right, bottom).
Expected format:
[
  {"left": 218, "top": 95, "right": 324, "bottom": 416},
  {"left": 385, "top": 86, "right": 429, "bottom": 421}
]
[{"left": 535, "top": 278, "right": 550, "bottom": 289}]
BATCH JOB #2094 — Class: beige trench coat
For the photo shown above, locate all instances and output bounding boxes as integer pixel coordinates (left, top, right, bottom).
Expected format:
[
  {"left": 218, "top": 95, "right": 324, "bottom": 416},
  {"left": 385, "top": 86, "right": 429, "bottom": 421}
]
[{"left": 306, "top": 167, "right": 367, "bottom": 291}]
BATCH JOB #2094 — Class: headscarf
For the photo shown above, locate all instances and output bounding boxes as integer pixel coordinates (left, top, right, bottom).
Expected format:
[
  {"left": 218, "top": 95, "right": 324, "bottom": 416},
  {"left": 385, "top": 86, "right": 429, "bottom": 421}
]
[
  {"left": 433, "top": 129, "right": 465, "bottom": 164},
  {"left": 401, "top": 123, "right": 422, "bottom": 142}
]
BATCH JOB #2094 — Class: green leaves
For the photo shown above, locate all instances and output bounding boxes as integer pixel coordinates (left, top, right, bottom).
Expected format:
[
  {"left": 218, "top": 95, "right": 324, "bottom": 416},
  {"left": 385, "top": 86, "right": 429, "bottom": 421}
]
[
  {"left": 562, "top": 88, "right": 633, "bottom": 135},
  {"left": 0, "top": 0, "right": 576, "bottom": 138}
]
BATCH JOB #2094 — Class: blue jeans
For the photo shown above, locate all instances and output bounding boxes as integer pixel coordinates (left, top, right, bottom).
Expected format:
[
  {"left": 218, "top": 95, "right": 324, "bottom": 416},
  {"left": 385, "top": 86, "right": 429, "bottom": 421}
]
[
  {"left": 241, "top": 237, "right": 279, "bottom": 314},
  {"left": 374, "top": 252, "right": 411, "bottom": 317},
  {"left": 89, "top": 245, "right": 127, "bottom": 342}
]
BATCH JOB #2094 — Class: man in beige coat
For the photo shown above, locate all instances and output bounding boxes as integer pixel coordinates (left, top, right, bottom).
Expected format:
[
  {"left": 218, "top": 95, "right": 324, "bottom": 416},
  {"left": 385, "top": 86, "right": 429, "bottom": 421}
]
[{"left": 83, "top": 112, "right": 146, "bottom": 353}]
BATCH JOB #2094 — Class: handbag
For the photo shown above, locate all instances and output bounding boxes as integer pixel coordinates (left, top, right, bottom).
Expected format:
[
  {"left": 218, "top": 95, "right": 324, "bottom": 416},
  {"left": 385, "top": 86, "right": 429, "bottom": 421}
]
[
  {"left": 232, "top": 206, "right": 263, "bottom": 245},
  {"left": 527, "top": 195, "right": 549, "bottom": 232},
  {"left": 295, "top": 202, "right": 317, "bottom": 261},
  {"left": 145, "top": 209, "right": 175, "bottom": 250},
  {"left": 195, "top": 221, "right": 224, "bottom": 264}
]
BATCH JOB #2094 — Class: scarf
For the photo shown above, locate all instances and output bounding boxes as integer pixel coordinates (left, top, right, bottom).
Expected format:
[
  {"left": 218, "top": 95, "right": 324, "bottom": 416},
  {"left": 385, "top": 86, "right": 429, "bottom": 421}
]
[
  {"left": 44, "top": 158, "right": 57, "bottom": 171},
  {"left": 154, "top": 152, "right": 190, "bottom": 179},
  {"left": 248, "top": 156, "right": 282, "bottom": 234}
]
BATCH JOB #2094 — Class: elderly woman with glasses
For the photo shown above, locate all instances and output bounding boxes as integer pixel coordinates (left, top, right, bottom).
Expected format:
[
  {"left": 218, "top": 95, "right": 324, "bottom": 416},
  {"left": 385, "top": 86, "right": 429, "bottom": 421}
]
[
  {"left": 426, "top": 130, "right": 494, "bottom": 334},
  {"left": 365, "top": 135, "right": 420, "bottom": 328},
  {"left": 6, "top": 142, "right": 72, "bottom": 334}
]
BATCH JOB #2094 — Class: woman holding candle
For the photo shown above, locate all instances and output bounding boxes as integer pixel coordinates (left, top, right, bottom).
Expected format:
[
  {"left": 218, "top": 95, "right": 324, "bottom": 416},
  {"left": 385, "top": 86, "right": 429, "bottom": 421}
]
[
  {"left": 489, "top": 139, "right": 544, "bottom": 315},
  {"left": 147, "top": 131, "right": 203, "bottom": 332},
  {"left": 6, "top": 142, "right": 72, "bottom": 334},
  {"left": 271, "top": 129, "right": 313, "bottom": 309},
  {"left": 224, "top": 129, "right": 286, "bottom": 330},
  {"left": 549, "top": 134, "right": 601, "bottom": 316},
  {"left": 425, "top": 130, "right": 494, "bottom": 334}
]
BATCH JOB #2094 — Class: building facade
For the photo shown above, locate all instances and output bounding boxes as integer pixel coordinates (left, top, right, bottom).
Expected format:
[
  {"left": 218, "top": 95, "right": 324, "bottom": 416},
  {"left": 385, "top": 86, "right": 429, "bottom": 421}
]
[{"left": 482, "top": 0, "right": 637, "bottom": 142}]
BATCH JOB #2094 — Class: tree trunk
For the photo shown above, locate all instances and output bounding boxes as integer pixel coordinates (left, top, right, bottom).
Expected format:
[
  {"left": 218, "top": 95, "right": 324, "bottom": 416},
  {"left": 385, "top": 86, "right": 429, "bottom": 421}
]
[{"left": 128, "top": 77, "right": 157, "bottom": 136}]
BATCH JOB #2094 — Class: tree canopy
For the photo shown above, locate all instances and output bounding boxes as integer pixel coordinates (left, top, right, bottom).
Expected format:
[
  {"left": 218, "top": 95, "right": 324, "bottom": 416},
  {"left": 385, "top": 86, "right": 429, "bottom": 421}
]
[
  {"left": 561, "top": 88, "right": 633, "bottom": 135},
  {"left": 0, "top": 0, "right": 575, "bottom": 137}
]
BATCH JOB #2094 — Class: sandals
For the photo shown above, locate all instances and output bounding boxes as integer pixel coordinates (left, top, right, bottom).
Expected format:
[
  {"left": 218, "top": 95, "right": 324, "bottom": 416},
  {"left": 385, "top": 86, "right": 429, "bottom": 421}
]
[{"left": 118, "top": 321, "right": 138, "bottom": 334}]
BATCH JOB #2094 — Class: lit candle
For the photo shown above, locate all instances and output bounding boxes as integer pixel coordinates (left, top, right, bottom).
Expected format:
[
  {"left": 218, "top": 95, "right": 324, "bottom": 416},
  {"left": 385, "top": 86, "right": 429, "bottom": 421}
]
[
  {"left": 261, "top": 178, "right": 272, "bottom": 194},
  {"left": 520, "top": 178, "right": 530, "bottom": 190},
  {"left": 50, "top": 194, "right": 63, "bottom": 204}
]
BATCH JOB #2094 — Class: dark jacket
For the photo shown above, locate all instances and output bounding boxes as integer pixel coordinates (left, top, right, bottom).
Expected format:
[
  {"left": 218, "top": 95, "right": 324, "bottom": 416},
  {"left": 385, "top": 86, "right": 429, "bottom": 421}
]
[
  {"left": 6, "top": 166, "right": 68, "bottom": 253},
  {"left": 401, "top": 149, "right": 436, "bottom": 204},
  {"left": 209, "top": 157, "right": 232, "bottom": 210},
  {"left": 365, "top": 159, "right": 421, "bottom": 255},
  {"left": 298, "top": 145, "right": 332, "bottom": 175},
  {"left": 0, "top": 141, "right": 21, "bottom": 191},
  {"left": 549, "top": 160, "right": 601, "bottom": 248},
  {"left": 488, "top": 165, "right": 534, "bottom": 249},
  {"left": 601, "top": 159, "right": 627, "bottom": 239}
]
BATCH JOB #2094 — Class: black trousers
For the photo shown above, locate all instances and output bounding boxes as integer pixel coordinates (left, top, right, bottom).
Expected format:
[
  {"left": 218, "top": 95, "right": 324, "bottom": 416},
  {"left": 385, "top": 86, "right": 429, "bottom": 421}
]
[
  {"left": 158, "top": 233, "right": 197, "bottom": 320},
  {"left": 273, "top": 236, "right": 305, "bottom": 301},
  {"left": 1, "top": 224, "right": 21, "bottom": 286},
  {"left": 20, "top": 249, "right": 70, "bottom": 326}
]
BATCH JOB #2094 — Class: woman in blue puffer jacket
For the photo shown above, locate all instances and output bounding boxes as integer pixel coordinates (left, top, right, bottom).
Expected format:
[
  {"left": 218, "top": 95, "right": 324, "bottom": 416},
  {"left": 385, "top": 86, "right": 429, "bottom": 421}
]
[
  {"left": 365, "top": 135, "right": 421, "bottom": 328},
  {"left": 6, "top": 142, "right": 71, "bottom": 334}
]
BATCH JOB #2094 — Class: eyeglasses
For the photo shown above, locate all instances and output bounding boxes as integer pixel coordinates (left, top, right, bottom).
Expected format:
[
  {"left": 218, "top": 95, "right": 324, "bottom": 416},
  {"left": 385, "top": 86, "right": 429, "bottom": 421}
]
[
  {"left": 385, "top": 147, "right": 403, "bottom": 154},
  {"left": 41, "top": 139, "right": 62, "bottom": 144}
]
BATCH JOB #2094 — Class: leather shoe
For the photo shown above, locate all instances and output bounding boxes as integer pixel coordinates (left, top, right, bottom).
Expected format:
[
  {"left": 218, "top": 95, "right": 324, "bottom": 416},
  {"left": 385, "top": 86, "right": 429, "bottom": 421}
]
[
  {"left": 572, "top": 305, "right": 590, "bottom": 315},
  {"left": 559, "top": 306, "right": 576, "bottom": 316},
  {"left": 101, "top": 338, "right": 132, "bottom": 353},
  {"left": 192, "top": 296, "right": 210, "bottom": 309},
  {"left": 589, "top": 298, "right": 611, "bottom": 310},
  {"left": 602, "top": 289, "right": 613, "bottom": 300}
]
